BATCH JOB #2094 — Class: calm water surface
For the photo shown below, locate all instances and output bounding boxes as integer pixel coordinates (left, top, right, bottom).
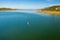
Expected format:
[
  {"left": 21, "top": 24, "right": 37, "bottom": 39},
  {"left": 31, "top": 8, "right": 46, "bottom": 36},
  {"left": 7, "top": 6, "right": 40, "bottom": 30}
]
[{"left": 0, "top": 11, "right": 60, "bottom": 40}]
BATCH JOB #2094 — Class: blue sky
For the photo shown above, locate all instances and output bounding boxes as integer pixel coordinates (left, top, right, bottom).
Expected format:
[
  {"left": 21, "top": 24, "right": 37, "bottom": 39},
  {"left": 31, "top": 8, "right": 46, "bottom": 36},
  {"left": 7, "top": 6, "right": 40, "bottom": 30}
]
[{"left": 0, "top": 0, "right": 60, "bottom": 9}]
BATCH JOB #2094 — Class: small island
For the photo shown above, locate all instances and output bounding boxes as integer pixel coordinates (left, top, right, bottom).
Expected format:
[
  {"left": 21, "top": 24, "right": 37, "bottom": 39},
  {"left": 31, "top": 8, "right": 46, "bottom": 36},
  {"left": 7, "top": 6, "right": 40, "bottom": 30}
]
[{"left": 37, "top": 5, "right": 60, "bottom": 15}]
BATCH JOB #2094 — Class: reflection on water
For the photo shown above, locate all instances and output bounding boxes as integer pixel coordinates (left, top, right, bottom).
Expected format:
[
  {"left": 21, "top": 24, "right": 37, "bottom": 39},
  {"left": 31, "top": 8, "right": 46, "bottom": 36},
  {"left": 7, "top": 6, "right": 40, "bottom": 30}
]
[{"left": 0, "top": 11, "right": 60, "bottom": 40}]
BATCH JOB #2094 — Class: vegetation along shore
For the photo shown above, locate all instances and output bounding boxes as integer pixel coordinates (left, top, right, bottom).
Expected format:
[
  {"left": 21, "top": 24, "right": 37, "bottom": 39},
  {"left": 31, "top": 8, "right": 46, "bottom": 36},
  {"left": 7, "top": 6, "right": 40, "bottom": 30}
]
[{"left": 37, "top": 5, "right": 60, "bottom": 15}]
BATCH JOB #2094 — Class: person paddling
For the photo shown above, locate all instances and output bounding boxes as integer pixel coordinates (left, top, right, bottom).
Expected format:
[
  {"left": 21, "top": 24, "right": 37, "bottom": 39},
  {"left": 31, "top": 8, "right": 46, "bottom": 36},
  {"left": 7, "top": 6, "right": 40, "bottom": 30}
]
[{"left": 27, "top": 21, "right": 30, "bottom": 26}]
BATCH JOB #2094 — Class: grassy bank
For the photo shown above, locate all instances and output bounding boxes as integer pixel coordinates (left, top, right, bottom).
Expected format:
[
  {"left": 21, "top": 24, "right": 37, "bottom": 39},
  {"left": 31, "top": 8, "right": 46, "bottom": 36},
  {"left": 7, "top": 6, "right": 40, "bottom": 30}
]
[{"left": 37, "top": 5, "right": 60, "bottom": 15}]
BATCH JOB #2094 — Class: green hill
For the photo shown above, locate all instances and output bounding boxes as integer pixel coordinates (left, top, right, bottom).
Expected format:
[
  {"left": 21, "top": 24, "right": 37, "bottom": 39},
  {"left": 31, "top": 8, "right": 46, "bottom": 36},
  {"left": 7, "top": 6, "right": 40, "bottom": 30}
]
[
  {"left": 0, "top": 8, "right": 16, "bottom": 10},
  {"left": 41, "top": 5, "right": 60, "bottom": 11}
]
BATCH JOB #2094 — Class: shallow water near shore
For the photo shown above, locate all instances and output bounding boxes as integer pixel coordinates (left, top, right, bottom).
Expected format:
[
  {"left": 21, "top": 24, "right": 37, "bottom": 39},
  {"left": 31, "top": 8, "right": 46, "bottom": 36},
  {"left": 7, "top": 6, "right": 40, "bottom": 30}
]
[{"left": 0, "top": 10, "right": 60, "bottom": 40}]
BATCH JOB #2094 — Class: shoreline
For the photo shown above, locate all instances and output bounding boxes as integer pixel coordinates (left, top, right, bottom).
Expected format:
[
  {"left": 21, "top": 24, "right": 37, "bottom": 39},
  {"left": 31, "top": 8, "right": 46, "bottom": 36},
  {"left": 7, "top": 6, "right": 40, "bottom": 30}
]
[{"left": 37, "top": 10, "right": 60, "bottom": 15}]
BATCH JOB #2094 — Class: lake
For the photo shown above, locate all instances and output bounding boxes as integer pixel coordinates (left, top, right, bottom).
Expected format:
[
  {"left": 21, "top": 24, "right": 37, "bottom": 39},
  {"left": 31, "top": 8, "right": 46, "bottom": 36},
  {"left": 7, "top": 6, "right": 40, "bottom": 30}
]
[{"left": 0, "top": 10, "right": 60, "bottom": 40}]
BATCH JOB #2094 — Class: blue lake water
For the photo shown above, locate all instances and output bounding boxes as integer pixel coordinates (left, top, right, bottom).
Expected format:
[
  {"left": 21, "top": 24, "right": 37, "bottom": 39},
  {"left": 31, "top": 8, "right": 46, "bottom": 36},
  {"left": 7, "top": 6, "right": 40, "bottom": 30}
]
[{"left": 0, "top": 11, "right": 60, "bottom": 40}]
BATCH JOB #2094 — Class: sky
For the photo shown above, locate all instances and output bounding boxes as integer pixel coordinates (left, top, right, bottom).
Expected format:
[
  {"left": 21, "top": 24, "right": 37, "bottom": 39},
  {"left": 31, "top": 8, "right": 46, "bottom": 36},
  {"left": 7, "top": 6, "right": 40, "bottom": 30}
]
[{"left": 0, "top": 0, "right": 60, "bottom": 9}]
